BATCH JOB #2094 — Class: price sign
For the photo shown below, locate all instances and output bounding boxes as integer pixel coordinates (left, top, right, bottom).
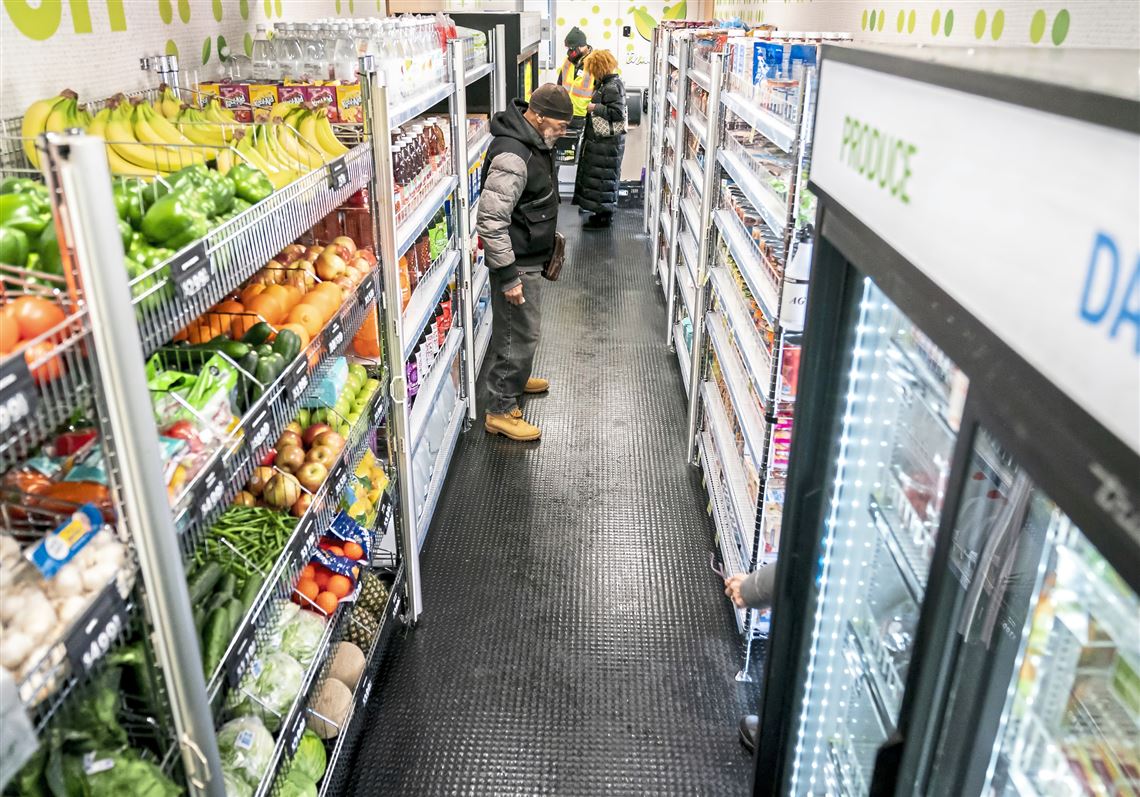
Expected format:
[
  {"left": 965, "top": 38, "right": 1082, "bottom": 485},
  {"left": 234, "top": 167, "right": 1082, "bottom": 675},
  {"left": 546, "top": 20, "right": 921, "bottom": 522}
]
[
  {"left": 193, "top": 454, "right": 228, "bottom": 525},
  {"left": 169, "top": 240, "right": 213, "bottom": 300},
  {"left": 298, "top": 514, "right": 320, "bottom": 563},
  {"left": 225, "top": 626, "right": 258, "bottom": 688},
  {"left": 328, "top": 459, "right": 348, "bottom": 501},
  {"left": 244, "top": 408, "right": 271, "bottom": 457},
  {"left": 284, "top": 356, "right": 310, "bottom": 404},
  {"left": 327, "top": 157, "right": 349, "bottom": 191},
  {"left": 0, "top": 355, "right": 38, "bottom": 436},
  {"left": 323, "top": 317, "right": 345, "bottom": 355},
  {"left": 286, "top": 708, "right": 308, "bottom": 757},
  {"left": 64, "top": 585, "right": 127, "bottom": 677},
  {"left": 357, "top": 275, "right": 377, "bottom": 309},
  {"left": 357, "top": 674, "right": 373, "bottom": 709},
  {"left": 370, "top": 394, "right": 386, "bottom": 427}
]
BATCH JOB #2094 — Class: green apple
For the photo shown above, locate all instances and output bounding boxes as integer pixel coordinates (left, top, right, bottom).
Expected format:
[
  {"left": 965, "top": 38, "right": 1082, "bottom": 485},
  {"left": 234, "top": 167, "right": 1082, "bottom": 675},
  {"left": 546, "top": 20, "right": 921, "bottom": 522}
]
[
  {"left": 345, "top": 372, "right": 364, "bottom": 392},
  {"left": 338, "top": 422, "right": 351, "bottom": 437},
  {"left": 297, "top": 408, "right": 311, "bottom": 429},
  {"left": 348, "top": 363, "right": 368, "bottom": 383},
  {"left": 363, "top": 378, "right": 380, "bottom": 394},
  {"left": 334, "top": 397, "right": 351, "bottom": 418},
  {"left": 347, "top": 411, "right": 361, "bottom": 425}
]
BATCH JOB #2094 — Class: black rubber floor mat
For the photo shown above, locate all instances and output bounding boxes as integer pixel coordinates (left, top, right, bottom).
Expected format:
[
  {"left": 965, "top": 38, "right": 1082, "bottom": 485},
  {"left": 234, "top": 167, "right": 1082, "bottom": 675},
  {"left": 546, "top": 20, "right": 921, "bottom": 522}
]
[{"left": 347, "top": 207, "right": 760, "bottom": 795}]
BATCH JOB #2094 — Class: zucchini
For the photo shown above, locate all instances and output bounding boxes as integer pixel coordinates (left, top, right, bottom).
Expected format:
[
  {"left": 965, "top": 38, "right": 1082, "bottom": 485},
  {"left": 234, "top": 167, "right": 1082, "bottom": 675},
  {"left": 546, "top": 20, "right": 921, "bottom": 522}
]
[
  {"left": 220, "top": 340, "right": 250, "bottom": 361},
  {"left": 272, "top": 329, "right": 301, "bottom": 361},
  {"left": 241, "top": 322, "right": 274, "bottom": 346},
  {"left": 214, "top": 572, "right": 237, "bottom": 602},
  {"left": 239, "top": 576, "right": 262, "bottom": 613},
  {"left": 236, "top": 351, "right": 259, "bottom": 378},
  {"left": 201, "top": 605, "right": 232, "bottom": 674},
  {"left": 187, "top": 562, "right": 223, "bottom": 604},
  {"left": 224, "top": 598, "right": 244, "bottom": 636},
  {"left": 254, "top": 343, "right": 274, "bottom": 359}
]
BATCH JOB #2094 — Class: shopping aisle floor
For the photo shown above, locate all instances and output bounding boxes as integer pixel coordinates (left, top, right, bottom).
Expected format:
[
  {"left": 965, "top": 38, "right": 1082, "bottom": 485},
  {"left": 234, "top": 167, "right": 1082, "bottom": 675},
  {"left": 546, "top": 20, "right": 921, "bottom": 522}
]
[{"left": 349, "top": 207, "right": 760, "bottom": 795}]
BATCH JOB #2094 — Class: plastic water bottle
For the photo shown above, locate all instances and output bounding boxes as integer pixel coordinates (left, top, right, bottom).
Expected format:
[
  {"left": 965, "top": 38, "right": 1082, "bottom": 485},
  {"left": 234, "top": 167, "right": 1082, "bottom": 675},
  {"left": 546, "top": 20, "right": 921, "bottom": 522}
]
[
  {"left": 332, "top": 24, "right": 358, "bottom": 82},
  {"left": 273, "top": 23, "right": 302, "bottom": 80},
  {"left": 251, "top": 24, "right": 275, "bottom": 81}
]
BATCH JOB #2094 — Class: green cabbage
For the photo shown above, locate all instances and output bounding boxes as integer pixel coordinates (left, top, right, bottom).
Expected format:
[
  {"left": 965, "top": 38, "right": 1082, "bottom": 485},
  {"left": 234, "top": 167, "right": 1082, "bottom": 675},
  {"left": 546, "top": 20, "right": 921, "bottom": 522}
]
[
  {"left": 293, "top": 730, "right": 327, "bottom": 782},
  {"left": 233, "top": 652, "right": 306, "bottom": 732},
  {"left": 223, "top": 769, "right": 254, "bottom": 797},
  {"left": 278, "top": 769, "right": 317, "bottom": 797},
  {"left": 217, "top": 716, "right": 274, "bottom": 787},
  {"left": 280, "top": 609, "right": 328, "bottom": 667}
]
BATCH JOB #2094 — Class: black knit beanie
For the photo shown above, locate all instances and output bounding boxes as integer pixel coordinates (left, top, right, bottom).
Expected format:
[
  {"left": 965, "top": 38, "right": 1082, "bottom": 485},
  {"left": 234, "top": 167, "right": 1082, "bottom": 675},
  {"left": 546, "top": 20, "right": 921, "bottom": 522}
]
[
  {"left": 528, "top": 84, "right": 574, "bottom": 122},
  {"left": 564, "top": 27, "right": 587, "bottom": 48}
]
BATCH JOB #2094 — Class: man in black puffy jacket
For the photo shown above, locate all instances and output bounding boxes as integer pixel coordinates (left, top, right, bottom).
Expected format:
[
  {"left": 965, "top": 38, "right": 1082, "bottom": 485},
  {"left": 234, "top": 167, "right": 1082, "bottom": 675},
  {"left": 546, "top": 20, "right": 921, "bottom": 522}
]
[{"left": 476, "top": 84, "right": 572, "bottom": 442}]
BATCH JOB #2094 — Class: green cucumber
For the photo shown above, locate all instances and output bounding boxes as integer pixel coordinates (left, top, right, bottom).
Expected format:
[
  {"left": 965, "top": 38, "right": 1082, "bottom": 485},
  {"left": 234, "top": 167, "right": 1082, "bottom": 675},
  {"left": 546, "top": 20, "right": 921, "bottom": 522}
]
[
  {"left": 239, "top": 576, "right": 262, "bottom": 613},
  {"left": 187, "top": 562, "right": 223, "bottom": 604},
  {"left": 241, "top": 321, "right": 274, "bottom": 346}
]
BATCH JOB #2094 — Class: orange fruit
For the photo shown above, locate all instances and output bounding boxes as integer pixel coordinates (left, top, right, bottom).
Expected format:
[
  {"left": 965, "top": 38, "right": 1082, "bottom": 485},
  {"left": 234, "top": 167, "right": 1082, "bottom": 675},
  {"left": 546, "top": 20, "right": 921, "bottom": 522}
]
[
  {"left": 314, "top": 591, "right": 338, "bottom": 615},
  {"left": 246, "top": 294, "right": 284, "bottom": 325},
  {"left": 314, "top": 570, "right": 331, "bottom": 590},
  {"left": 295, "top": 578, "right": 319, "bottom": 603},
  {"left": 0, "top": 310, "right": 20, "bottom": 354},
  {"left": 300, "top": 564, "right": 316, "bottom": 580},
  {"left": 301, "top": 291, "right": 338, "bottom": 323},
  {"left": 285, "top": 304, "right": 323, "bottom": 338},
  {"left": 327, "top": 575, "right": 353, "bottom": 599},
  {"left": 10, "top": 296, "right": 65, "bottom": 341},
  {"left": 240, "top": 283, "right": 266, "bottom": 305},
  {"left": 311, "top": 281, "right": 343, "bottom": 303},
  {"left": 278, "top": 284, "right": 303, "bottom": 308},
  {"left": 342, "top": 541, "right": 364, "bottom": 561},
  {"left": 262, "top": 284, "right": 294, "bottom": 310},
  {"left": 329, "top": 546, "right": 344, "bottom": 558},
  {"left": 24, "top": 341, "right": 62, "bottom": 384},
  {"left": 215, "top": 300, "right": 244, "bottom": 315},
  {"left": 231, "top": 314, "right": 263, "bottom": 341},
  {"left": 278, "top": 323, "right": 311, "bottom": 350}
]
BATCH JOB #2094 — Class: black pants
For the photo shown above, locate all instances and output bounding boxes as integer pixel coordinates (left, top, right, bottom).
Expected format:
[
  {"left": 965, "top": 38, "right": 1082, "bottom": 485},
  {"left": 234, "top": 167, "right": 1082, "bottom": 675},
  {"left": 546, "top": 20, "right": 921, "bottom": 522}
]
[{"left": 484, "top": 272, "right": 543, "bottom": 415}]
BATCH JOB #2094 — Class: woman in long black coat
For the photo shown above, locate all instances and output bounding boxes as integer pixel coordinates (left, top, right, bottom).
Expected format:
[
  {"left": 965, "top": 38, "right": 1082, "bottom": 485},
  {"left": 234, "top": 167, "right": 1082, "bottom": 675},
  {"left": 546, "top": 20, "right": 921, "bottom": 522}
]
[{"left": 573, "top": 49, "right": 626, "bottom": 229}]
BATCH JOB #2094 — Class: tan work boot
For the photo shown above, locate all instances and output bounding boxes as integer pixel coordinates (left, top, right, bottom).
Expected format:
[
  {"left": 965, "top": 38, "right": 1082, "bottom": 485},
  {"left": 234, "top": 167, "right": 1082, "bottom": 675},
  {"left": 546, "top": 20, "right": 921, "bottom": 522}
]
[
  {"left": 525, "top": 376, "right": 550, "bottom": 394},
  {"left": 485, "top": 408, "right": 541, "bottom": 440}
]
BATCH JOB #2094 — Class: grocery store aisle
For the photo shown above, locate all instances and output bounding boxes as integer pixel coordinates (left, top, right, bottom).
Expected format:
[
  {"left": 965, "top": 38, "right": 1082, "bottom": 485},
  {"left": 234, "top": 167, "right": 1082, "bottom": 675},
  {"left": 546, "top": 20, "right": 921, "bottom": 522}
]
[{"left": 349, "top": 206, "right": 759, "bottom": 794}]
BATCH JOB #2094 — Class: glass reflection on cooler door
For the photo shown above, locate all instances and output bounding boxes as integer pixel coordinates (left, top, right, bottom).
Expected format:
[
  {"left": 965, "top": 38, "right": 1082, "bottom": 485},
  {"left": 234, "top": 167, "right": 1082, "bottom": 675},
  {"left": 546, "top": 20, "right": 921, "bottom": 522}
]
[{"left": 789, "top": 279, "right": 966, "bottom": 797}]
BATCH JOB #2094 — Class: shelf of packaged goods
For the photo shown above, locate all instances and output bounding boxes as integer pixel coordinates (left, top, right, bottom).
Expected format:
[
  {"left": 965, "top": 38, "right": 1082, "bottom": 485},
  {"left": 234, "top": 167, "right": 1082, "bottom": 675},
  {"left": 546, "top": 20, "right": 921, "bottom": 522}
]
[
  {"left": 171, "top": 270, "right": 381, "bottom": 552},
  {"left": 663, "top": 161, "right": 676, "bottom": 190},
  {"left": 717, "top": 147, "right": 787, "bottom": 238},
  {"left": 713, "top": 209, "right": 779, "bottom": 326},
  {"left": 202, "top": 385, "right": 380, "bottom": 702},
  {"left": 682, "top": 158, "right": 704, "bottom": 194},
  {"left": 709, "top": 264, "right": 774, "bottom": 403},
  {"left": 680, "top": 195, "right": 701, "bottom": 239},
  {"left": 826, "top": 674, "right": 890, "bottom": 797},
  {"left": 129, "top": 142, "right": 373, "bottom": 356},
  {"left": 467, "top": 131, "right": 491, "bottom": 170},
  {"left": 660, "top": 209, "right": 673, "bottom": 247},
  {"left": 465, "top": 61, "right": 495, "bottom": 85},
  {"left": 706, "top": 312, "right": 767, "bottom": 467},
  {"left": 678, "top": 265, "right": 696, "bottom": 323},
  {"left": 472, "top": 261, "right": 489, "bottom": 306},
  {"left": 251, "top": 601, "right": 344, "bottom": 797},
  {"left": 685, "top": 112, "right": 708, "bottom": 149},
  {"left": 409, "top": 325, "right": 464, "bottom": 453},
  {"left": 1059, "top": 543, "right": 1140, "bottom": 662},
  {"left": 397, "top": 174, "right": 459, "bottom": 259},
  {"left": 886, "top": 336, "right": 957, "bottom": 439},
  {"left": 845, "top": 615, "right": 904, "bottom": 733},
  {"left": 665, "top": 123, "right": 679, "bottom": 148},
  {"left": 474, "top": 305, "right": 493, "bottom": 375},
  {"left": 702, "top": 380, "right": 761, "bottom": 561},
  {"left": 689, "top": 67, "right": 711, "bottom": 92},
  {"left": 390, "top": 83, "right": 455, "bottom": 129},
  {"left": 868, "top": 491, "right": 927, "bottom": 605},
  {"left": 679, "top": 229, "right": 700, "bottom": 286},
  {"left": 416, "top": 396, "right": 467, "bottom": 550},
  {"left": 666, "top": 90, "right": 678, "bottom": 109},
  {"left": 721, "top": 91, "right": 797, "bottom": 153},
  {"left": 316, "top": 564, "right": 404, "bottom": 797},
  {"left": 673, "top": 322, "right": 691, "bottom": 394},
  {"left": 668, "top": 53, "right": 680, "bottom": 68},
  {"left": 697, "top": 422, "right": 748, "bottom": 635},
  {"left": 402, "top": 249, "right": 460, "bottom": 361}
]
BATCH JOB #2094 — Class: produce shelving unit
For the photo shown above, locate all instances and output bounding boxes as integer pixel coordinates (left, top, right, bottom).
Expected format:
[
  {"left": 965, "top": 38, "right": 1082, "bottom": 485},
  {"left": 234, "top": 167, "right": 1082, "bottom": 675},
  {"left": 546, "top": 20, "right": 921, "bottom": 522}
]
[
  {"left": 643, "top": 26, "right": 830, "bottom": 679},
  {"left": 0, "top": 27, "right": 502, "bottom": 797}
]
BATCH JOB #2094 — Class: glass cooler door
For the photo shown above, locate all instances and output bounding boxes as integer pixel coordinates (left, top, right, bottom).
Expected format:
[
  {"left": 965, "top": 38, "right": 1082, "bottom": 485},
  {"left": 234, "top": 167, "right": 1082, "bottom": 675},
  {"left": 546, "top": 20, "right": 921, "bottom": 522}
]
[
  {"left": 922, "top": 430, "right": 1140, "bottom": 797},
  {"left": 787, "top": 277, "right": 966, "bottom": 796}
]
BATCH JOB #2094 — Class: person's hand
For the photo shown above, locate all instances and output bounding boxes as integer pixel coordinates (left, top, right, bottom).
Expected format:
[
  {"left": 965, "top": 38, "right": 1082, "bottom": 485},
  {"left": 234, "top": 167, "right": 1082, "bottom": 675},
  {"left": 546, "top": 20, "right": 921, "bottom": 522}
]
[
  {"left": 724, "top": 574, "right": 747, "bottom": 608},
  {"left": 587, "top": 102, "right": 597, "bottom": 112},
  {"left": 504, "top": 283, "right": 525, "bottom": 305}
]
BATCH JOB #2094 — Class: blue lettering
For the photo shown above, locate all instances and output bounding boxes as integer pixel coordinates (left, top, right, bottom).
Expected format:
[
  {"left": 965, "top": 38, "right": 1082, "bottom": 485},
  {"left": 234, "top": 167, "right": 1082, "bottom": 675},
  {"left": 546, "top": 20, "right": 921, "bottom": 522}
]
[
  {"left": 1080, "top": 232, "right": 1118, "bottom": 324},
  {"left": 1109, "top": 256, "right": 1140, "bottom": 355}
]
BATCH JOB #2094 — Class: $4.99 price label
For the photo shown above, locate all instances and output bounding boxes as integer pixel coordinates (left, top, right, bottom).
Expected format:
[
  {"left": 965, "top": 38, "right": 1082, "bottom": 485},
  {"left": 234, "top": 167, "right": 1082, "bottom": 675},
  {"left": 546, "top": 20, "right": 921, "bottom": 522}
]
[
  {"left": 0, "top": 355, "right": 38, "bottom": 436},
  {"left": 169, "top": 241, "right": 213, "bottom": 301},
  {"left": 65, "top": 585, "right": 127, "bottom": 677}
]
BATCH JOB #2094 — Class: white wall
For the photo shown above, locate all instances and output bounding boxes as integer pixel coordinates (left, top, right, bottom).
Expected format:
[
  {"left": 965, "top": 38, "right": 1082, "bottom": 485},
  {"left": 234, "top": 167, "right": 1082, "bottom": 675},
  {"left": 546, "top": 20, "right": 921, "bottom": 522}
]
[
  {"left": 711, "top": 1, "right": 1140, "bottom": 49},
  {"left": 0, "top": 0, "right": 383, "bottom": 119}
]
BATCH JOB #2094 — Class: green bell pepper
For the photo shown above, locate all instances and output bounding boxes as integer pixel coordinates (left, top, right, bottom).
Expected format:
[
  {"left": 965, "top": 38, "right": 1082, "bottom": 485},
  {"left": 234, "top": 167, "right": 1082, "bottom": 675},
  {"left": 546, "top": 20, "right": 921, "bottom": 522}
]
[
  {"left": 162, "top": 214, "right": 210, "bottom": 251},
  {"left": 1, "top": 177, "right": 43, "bottom": 195},
  {"left": 0, "top": 193, "right": 51, "bottom": 237},
  {"left": 0, "top": 226, "right": 29, "bottom": 266},
  {"left": 36, "top": 221, "right": 62, "bottom": 275},
  {"left": 113, "top": 178, "right": 148, "bottom": 227},
  {"left": 229, "top": 163, "right": 274, "bottom": 204},
  {"left": 202, "top": 170, "right": 235, "bottom": 216},
  {"left": 140, "top": 190, "right": 208, "bottom": 246}
]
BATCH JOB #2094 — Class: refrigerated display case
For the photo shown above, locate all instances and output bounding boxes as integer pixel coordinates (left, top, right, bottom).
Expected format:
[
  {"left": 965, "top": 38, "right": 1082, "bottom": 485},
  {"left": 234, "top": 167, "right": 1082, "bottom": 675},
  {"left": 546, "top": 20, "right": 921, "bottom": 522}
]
[{"left": 751, "top": 45, "right": 1139, "bottom": 797}]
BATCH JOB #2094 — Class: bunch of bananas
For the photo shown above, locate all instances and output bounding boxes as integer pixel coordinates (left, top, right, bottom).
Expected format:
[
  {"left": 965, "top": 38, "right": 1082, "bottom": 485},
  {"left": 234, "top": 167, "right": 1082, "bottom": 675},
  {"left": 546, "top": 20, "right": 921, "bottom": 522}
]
[
  {"left": 20, "top": 90, "right": 92, "bottom": 168},
  {"left": 215, "top": 102, "right": 350, "bottom": 190}
]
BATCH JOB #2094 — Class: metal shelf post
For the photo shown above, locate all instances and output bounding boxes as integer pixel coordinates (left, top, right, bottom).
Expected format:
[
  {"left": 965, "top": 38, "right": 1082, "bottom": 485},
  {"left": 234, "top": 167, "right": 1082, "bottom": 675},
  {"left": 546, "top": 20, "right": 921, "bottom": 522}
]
[{"left": 663, "top": 34, "right": 689, "bottom": 347}]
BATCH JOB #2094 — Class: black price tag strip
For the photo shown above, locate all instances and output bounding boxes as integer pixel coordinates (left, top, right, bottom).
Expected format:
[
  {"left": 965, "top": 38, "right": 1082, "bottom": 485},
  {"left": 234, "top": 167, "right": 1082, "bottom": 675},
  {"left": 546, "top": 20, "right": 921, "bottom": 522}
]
[
  {"left": 194, "top": 454, "right": 228, "bottom": 525},
  {"left": 357, "top": 673, "right": 373, "bottom": 709},
  {"left": 243, "top": 408, "right": 271, "bottom": 459},
  {"left": 327, "top": 157, "right": 349, "bottom": 191},
  {"left": 65, "top": 585, "right": 127, "bottom": 677},
  {"left": 169, "top": 240, "right": 212, "bottom": 300},
  {"left": 357, "top": 276, "right": 377, "bottom": 309},
  {"left": 285, "top": 356, "right": 311, "bottom": 405},
  {"left": 285, "top": 706, "right": 308, "bottom": 757},
  {"left": 370, "top": 394, "right": 385, "bottom": 427},
  {"left": 323, "top": 317, "right": 345, "bottom": 355},
  {"left": 225, "top": 626, "right": 258, "bottom": 688},
  {"left": 296, "top": 513, "right": 320, "bottom": 564},
  {"left": 0, "top": 355, "right": 38, "bottom": 436},
  {"left": 329, "top": 459, "right": 348, "bottom": 502}
]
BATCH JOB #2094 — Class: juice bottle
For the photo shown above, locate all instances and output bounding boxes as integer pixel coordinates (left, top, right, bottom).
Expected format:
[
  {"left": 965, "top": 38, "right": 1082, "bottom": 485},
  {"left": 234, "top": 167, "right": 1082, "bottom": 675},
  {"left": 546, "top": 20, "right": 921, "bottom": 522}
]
[
  {"left": 398, "top": 253, "right": 412, "bottom": 308},
  {"left": 439, "top": 289, "right": 452, "bottom": 336}
]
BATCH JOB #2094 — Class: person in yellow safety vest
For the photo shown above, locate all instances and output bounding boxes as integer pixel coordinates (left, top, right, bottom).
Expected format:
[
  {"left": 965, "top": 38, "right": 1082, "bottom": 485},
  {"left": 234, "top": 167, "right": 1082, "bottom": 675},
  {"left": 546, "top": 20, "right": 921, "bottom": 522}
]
[{"left": 557, "top": 27, "right": 595, "bottom": 130}]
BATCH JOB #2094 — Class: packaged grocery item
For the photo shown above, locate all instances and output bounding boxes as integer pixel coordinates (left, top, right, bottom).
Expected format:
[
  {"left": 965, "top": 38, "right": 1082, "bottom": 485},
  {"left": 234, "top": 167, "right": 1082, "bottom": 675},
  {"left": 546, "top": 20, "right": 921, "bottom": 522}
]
[
  {"left": 247, "top": 84, "right": 280, "bottom": 122},
  {"left": 218, "top": 84, "right": 253, "bottom": 123},
  {"left": 336, "top": 83, "right": 362, "bottom": 124}
]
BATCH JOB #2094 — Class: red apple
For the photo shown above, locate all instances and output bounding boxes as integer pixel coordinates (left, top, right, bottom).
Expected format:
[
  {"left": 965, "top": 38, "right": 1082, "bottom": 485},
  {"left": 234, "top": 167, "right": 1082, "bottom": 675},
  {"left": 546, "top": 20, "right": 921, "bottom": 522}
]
[
  {"left": 355, "top": 249, "right": 377, "bottom": 267},
  {"left": 291, "top": 493, "right": 313, "bottom": 517},
  {"left": 305, "top": 445, "right": 337, "bottom": 468},
  {"left": 316, "top": 250, "right": 347, "bottom": 281},
  {"left": 313, "top": 430, "right": 345, "bottom": 452},
  {"left": 296, "top": 461, "right": 329, "bottom": 493},
  {"left": 301, "top": 422, "right": 331, "bottom": 447},
  {"left": 332, "top": 236, "right": 357, "bottom": 257},
  {"left": 280, "top": 244, "right": 306, "bottom": 264}
]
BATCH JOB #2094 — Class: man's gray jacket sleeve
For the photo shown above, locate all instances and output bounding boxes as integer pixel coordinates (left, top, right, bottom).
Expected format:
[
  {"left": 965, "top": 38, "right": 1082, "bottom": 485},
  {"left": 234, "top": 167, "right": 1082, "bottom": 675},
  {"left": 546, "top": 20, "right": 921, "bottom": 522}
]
[
  {"left": 476, "top": 151, "right": 527, "bottom": 291},
  {"left": 740, "top": 563, "right": 776, "bottom": 610}
]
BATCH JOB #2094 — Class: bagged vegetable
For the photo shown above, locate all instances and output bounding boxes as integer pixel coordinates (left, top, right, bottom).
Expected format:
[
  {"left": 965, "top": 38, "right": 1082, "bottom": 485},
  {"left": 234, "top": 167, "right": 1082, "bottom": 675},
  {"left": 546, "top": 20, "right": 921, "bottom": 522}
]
[
  {"left": 280, "top": 609, "right": 328, "bottom": 667},
  {"left": 224, "top": 770, "right": 254, "bottom": 797},
  {"left": 279, "top": 769, "right": 317, "bottom": 797},
  {"left": 83, "top": 749, "right": 181, "bottom": 797},
  {"left": 217, "top": 716, "right": 274, "bottom": 788},
  {"left": 293, "top": 731, "right": 327, "bottom": 782},
  {"left": 232, "top": 652, "right": 305, "bottom": 732}
]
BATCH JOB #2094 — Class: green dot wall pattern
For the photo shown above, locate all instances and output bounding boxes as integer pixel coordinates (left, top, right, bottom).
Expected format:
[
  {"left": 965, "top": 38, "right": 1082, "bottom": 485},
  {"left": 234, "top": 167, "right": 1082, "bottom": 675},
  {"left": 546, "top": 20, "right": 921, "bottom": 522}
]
[{"left": 855, "top": 6, "right": 1069, "bottom": 44}]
